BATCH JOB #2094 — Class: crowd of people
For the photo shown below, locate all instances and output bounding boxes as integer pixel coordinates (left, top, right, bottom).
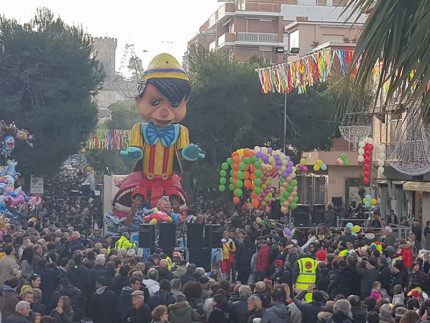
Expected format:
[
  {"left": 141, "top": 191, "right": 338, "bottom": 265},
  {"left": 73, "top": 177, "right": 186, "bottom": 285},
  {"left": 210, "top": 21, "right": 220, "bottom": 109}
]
[{"left": 1, "top": 171, "right": 430, "bottom": 323}]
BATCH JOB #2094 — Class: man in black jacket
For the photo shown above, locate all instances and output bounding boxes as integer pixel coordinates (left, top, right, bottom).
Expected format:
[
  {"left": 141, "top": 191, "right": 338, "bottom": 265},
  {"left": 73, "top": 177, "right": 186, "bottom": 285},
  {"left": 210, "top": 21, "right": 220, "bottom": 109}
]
[
  {"left": 261, "top": 289, "right": 291, "bottom": 323},
  {"left": 88, "top": 277, "right": 118, "bottom": 323},
  {"left": 294, "top": 284, "right": 326, "bottom": 323},
  {"left": 122, "top": 290, "right": 151, "bottom": 323}
]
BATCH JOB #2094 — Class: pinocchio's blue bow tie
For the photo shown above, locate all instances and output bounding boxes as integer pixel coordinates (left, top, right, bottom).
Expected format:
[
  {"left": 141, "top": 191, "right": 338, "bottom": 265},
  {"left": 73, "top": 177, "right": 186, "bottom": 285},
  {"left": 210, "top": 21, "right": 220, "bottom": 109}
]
[{"left": 145, "top": 123, "right": 176, "bottom": 147}]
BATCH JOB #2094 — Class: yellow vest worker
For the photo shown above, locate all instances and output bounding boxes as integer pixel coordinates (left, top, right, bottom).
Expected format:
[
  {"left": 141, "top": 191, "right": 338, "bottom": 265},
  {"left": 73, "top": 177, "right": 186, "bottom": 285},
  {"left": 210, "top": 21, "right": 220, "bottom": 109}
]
[
  {"left": 295, "top": 257, "right": 318, "bottom": 302},
  {"left": 115, "top": 234, "right": 136, "bottom": 250}
]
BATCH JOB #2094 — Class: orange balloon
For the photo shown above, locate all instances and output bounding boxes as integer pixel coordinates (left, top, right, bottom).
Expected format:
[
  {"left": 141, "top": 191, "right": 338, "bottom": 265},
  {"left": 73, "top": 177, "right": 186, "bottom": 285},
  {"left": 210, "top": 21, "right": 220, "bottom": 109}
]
[
  {"left": 250, "top": 166, "right": 256, "bottom": 173},
  {"left": 233, "top": 164, "right": 239, "bottom": 171},
  {"left": 252, "top": 199, "right": 259, "bottom": 208},
  {"left": 251, "top": 183, "right": 256, "bottom": 190},
  {"left": 233, "top": 196, "right": 240, "bottom": 204},
  {"left": 245, "top": 164, "right": 250, "bottom": 171},
  {"left": 250, "top": 174, "right": 256, "bottom": 181},
  {"left": 244, "top": 180, "right": 251, "bottom": 188},
  {"left": 232, "top": 179, "right": 237, "bottom": 187},
  {"left": 243, "top": 171, "right": 250, "bottom": 179},
  {"left": 232, "top": 152, "right": 239, "bottom": 158},
  {"left": 251, "top": 191, "right": 258, "bottom": 199},
  {"left": 233, "top": 171, "right": 238, "bottom": 178},
  {"left": 233, "top": 156, "right": 240, "bottom": 164}
]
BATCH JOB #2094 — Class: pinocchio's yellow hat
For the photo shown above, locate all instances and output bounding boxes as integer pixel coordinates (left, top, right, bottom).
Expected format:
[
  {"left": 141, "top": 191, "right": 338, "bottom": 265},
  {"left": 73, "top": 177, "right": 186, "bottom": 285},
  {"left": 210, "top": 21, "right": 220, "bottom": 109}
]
[{"left": 142, "top": 53, "right": 189, "bottom": 81}]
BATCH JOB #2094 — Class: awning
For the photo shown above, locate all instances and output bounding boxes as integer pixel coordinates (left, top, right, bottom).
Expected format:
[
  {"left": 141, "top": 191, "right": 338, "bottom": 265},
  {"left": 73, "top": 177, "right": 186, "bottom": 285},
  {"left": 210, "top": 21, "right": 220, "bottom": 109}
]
[{"left": 403, "top": 181, "right": 430, "bottom": 192}]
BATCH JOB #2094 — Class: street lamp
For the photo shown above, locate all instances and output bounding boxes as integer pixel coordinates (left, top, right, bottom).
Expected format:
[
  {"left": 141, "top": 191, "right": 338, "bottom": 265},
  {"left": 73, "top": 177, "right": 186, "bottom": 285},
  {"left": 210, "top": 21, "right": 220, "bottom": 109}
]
[{"left": 276, "top": 47, "right": 300, "bottom": 152}]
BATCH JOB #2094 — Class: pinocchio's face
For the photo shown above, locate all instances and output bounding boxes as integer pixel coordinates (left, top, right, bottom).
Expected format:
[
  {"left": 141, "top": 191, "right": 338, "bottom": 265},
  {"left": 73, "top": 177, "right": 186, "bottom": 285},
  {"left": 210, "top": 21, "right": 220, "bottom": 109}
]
[{"left": 136, "top": 84, "right": 187, "bottom": 127}]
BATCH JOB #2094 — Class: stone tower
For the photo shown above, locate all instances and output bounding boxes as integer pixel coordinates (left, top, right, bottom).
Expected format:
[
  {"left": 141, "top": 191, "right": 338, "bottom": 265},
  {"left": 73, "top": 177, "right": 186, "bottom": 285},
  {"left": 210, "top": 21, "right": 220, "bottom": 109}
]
[{"left": 93, "top": 37, "right": 117, "bottom": 86}]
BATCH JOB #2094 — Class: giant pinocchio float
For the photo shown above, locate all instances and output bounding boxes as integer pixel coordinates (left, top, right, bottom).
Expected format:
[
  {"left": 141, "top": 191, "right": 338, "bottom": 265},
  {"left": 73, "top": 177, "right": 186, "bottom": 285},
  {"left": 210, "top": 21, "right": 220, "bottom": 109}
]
[{"left": 119, "top": 53, "right": 204, "bottom": 225}]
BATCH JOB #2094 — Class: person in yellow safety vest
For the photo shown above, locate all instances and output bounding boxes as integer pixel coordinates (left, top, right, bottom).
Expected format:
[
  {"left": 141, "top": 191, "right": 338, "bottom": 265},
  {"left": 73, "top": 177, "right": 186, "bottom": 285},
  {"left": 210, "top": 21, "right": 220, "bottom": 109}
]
[
  {"left": 293, "top": 255, "right": 318, "bottom": 302},
  {"left": 115, "top": 232, "right": 136, "bottom": 250}
]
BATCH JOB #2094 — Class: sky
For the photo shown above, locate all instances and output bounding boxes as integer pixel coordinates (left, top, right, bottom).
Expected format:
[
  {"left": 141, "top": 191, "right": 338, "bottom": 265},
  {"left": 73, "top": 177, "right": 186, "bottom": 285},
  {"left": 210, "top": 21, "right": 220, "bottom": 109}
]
[{"left": 1, "top": 0, "right": 223, "bottom": 69}]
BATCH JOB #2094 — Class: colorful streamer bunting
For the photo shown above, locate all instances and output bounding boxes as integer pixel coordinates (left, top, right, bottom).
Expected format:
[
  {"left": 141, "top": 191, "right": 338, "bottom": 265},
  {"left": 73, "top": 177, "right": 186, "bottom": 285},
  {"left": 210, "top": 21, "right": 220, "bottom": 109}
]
[
  {"left": 255, "top": 48, "right": 355, "bottom": 94},
  {"left": 86, "top": 129, "right": 131, "bottom": 150}
]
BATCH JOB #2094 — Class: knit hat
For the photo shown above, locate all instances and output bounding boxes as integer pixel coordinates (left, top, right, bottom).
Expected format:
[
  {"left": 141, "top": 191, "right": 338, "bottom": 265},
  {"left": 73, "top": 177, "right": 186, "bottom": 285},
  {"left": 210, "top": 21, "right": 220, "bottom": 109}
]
[
  {"left": 175, "top": 292, "right": 186, "bottom": 302},
  {"left": 316, "top": 250, "right": 327, "bottom": 261}
]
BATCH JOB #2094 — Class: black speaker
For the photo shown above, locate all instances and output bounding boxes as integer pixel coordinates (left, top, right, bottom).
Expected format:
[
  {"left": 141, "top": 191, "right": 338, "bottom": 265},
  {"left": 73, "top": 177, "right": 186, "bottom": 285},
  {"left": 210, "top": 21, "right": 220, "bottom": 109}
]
[
  {"left": 189, "top": 248, "right": 211, "bottom": 272},
  {"left": 313, "top": 204, "right": 325, "bottom": 224},
  {"left": 139, "top": 224, "right": 155, "bottom": 248},
  {"left": 293, "top": 214, "right": 310, "bottom": 227},
  {"left": 205, "top": 225, "right": 222, "bottom": 248},
  {"left": 159, "top": 223, "right": 176, "bottom": 250},
  {"left": 268, "top": 201, "right": 281, "bottom": 220},
  {"left": 187, "top": 223, "right": 204, "bottom": 248},
  {"left": 81, "top": 183, "right": 91, "bottom": 197}
]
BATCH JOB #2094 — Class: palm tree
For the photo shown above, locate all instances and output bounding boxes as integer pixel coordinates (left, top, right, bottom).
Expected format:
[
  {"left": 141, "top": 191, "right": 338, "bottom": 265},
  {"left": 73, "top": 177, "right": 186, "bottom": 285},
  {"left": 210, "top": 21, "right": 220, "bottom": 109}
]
[{"left": 341, "top": 0, "right": 430, "bottom": 122}]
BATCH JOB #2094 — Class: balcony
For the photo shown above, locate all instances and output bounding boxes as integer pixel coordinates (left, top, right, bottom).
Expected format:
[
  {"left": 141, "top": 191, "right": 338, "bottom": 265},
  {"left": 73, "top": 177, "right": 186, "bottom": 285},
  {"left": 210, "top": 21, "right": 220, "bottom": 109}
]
[{"left": 237, "top": 32, "right": 280, "bottom": 43}]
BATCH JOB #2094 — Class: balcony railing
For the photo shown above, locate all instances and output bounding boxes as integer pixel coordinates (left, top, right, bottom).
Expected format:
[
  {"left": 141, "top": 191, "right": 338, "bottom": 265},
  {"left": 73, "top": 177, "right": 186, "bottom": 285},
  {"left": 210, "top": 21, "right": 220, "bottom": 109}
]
[{"left": 237, "top": 32, "right": 279, "bottom": 43}]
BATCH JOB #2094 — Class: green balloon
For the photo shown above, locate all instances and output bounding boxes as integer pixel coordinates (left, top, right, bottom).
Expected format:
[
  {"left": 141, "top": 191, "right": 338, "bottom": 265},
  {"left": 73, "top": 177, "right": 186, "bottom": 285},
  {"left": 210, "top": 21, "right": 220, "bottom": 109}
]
[
  {"left": 262, "top": 184, "right": 267, "bottom": 190},
  {"left": 264, "top": 196, "right": 270, "bottom": 202},
  {"left": 283, "top": 191, "right": 289, "bottom": 198},
  {"left": 219, "top": 185, "right": 226, "bottom": 192},
  {"left": 236, "top": 180, "right": 243, "bottom": 188},
  {"left": 290, "top": 202, "right": 297, "bottom": 210},
  {"left": 244, "top": 157, "right": 251, "bottom": 164},
  {"left": 267, "top": 192, "right": 272, "bottom": 198},
  {"left": 239, "top": 163, "right": 246, "bottom": 171},
  {"left": 237, "top": 171, "right": 244, "bottom": 180},
  {"left": 220, "top": 170, "right": 227, "bottom": 177},
  {"left": 293, "top": 196, "right": 299, "bottom": 203},
  {"left": 219, "top": 177, "right": 226, "bottom": 185},
  {"left": 229, "top": 184, "right": 235, "bottom": 191},
  {"left": 227, "top": 158, "right": 233, "bottom": 165},
  {"left": 280, "top": 197, "right": 285, "bottom": 203},
  {"left": 341, "top": 153, "right": 347, "bottom": 160},
  {"left": 261, "top": 201, "right": 266, "bottom": 206},
  {"left": 235, "top": 188, "right": 243, "bottom": 197},
  {"left": 230, "top": 170, "right": 234, "bottom": 176},
  {"left": 254, "top": 161, "right": 261, "bottom": 169},
  {"left": 291, "top": 179, "right": 298, "bottom": 186},
  {"left": 265, "top": 179, "right": 271, "bottom": 185},
  {"left": 287, "top": 186, "right": 293, "bottom": 193},
  {"left": 255, "top": 170, "right": 262, "bottom": 178},
  {"left": 251, "top": 156, "right": 258, "bottom": 163},
  {"left": 230, "top": 177, "right": 234, "bottom": 183},
  {"left": 344, "top": 159, "right": 350, "bottom": 166},
  {"left": 255, "top": 187, "right": 263, "bottom": 195},
  {"left": 222, "top": 162, "right": 229, "bottom": 170}
]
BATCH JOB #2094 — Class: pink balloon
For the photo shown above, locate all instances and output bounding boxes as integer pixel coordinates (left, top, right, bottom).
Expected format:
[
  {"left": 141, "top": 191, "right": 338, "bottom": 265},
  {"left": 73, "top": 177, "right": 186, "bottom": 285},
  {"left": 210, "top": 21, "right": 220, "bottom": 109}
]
[
  {"left": 288, "top": 196, "right": 294, "bottom": 203},
  {"left": 302, "top": 166, "right": 308, "bottom": 172}
]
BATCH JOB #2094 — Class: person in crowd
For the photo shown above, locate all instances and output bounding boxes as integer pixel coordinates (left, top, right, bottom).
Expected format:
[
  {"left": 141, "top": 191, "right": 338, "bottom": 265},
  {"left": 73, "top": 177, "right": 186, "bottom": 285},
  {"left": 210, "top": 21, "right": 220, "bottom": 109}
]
[
  {"left": 220, "top": 231, "right": 236, "bottom": 281},
  {"left": 144, "top": 268, "right": 161, "bottom": 297},
  {"left": 88, "top": 277, "right": 117, "bottom": 323},
  {"left": 4, "top": 301, "right": 32, "bottom": 323},
  {"left": 294, "top": 284, "right": 326, "bottom": 322},
  {"left": 148, "top": 279, "right": 176, "bottom": 310},
  {"left": 207, "top": 293, "right": 229, "bottom": 323},
  {"left": 115, "top": 228, "right": 136, "bottom": 250},
  {"left": 247, "top": 295, "right": 264, "bottom": 323},
  {"left": 229, "top": 285, "right": 251, "bottom": 323},
  {"left": 0, "top": 244, "right": 19, "bottom": 284},
  {"left": 20, "top": 274, "right": 42, "bottom": 298},
  {"left": 151, "top": 305, "right": 169, "bottom": 323},
  {"left": 261, "top": 289, "right": 291, "bottom": 323},
  {"left": 66, "top": 254, "right": 90, "bottom": 298},
  {"left": 49, "top": 296, "right": 74, "bottom": 323},
  {"left": 168, "top": 292, "right": 202, "bottom": 322},
  {"left": 20, "top": 247, "right": 35, "bottom": 280},
  {"left": 118, "top": 276, "right": 144, "bottom": 321},
  {"left": 122, "top": 290, "right": 151, "bottom": 323},
  {"left": 2, "top": 278, "right": 21, "bottom": 320}
]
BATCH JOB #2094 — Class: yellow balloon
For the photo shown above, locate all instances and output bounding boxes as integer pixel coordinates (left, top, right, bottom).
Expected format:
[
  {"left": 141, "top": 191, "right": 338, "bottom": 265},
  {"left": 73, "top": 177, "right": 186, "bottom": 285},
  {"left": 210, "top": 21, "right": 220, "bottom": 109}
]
[
  {"left": 370, "top": 198, "right": 377, "bottom": 205},
  {"left": 149, "top": 219, "right": 158, "bottom": 225},
  {"left": 352, "top": 225, "right": 360, "bottom": 233},
  {"left": 363, "top": 198, "right": 367, "bottom": 203},
  {"left": 316, "top": 159, "right": 323, "bottom": 166},
  {"left": 313, "top": 165, "right": 320, "bottom": 171},
  {"left": 300, "top": 158, "right": 306, "bottom": 165}
]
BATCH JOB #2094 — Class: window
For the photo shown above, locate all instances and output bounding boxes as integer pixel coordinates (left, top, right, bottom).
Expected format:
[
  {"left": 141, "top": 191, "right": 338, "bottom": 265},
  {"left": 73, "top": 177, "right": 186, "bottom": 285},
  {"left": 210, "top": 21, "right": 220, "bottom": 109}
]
[{"left": 289, "top": 30, "right": 299, "bottom": 49}]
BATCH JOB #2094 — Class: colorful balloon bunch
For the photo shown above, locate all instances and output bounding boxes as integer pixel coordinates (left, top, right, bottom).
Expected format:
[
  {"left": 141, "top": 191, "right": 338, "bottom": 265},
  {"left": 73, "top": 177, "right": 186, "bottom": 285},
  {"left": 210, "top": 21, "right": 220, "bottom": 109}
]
[
  {"left": 313, "top": 159, "right": 327, "bottom": 171},
  {"left": 336, "top": 153, "right": 350, "bottom": 166},
  {"left": 363, "top": 194, "right": 377, "bottom": 208},
  {"left": 280, "top": 176, "right": 298, "bottom": 214},
  {"left": 218, "top": 147, "right": 299, "bottom": 214},
  {"left": 297, "top": 159, "right": 308, "bottom": 172}
]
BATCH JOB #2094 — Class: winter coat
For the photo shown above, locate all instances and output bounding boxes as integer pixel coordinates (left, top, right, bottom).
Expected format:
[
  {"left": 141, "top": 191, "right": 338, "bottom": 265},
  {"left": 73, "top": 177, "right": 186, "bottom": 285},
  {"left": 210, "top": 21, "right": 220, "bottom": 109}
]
[
  {"left": 50, "top": 284, "right": 86, "bottom": 322},
  {"left": 118, "top": 286, "right": 134, "bottom": 320},
  {"left": 229, "top": 298, "right": 249, "bottom": 323},
  {"left": 88, "top": 286, "right": 118, "bottom": 323},
  {"left": 0, "top": 255, "right": 19, "bottom": 284},
  {"left": 378, "top": 265, "right": 393, "bottom": 291},
  {"left": 67, "top": 263, "right": 90, "bottom": 297},
  {"left": 247, "top": 309, "right": 263, "bottom": 323},
  {"left": 207, "top": 306, "right": 228, "bottom": 323},
  {"left": 351, "top": 305, "right": 367, "bottom": 323},
  {"left": 3, "top": 313, "right": 30, "bottom": 323},
  {"left": 113, "top": 275, "right": 130, "bottom": 296},
  {"left": 19, "top": 259, "right": 33, "bottom": 279},
  {"left": 31, "top": 302, "right": 48, "bottom": 316},
  {"left": 158, "top": 267, "right": 174, "bottom": 282},
  {"left": 188, "top": 297, "right": 204, "bottom": 315},
  {"left": 121, "top": 304, "right": 151, "bottom": 323},
  {"left": 261, "top": 302, "right": 291, "bottom": 323},
  {"left": 256, "top": 245, "right": 270, "bottom": 272},
  {"left": 331, "top": 267, "right": 355, "bottom": 299},
  {"left": 392, "top": 293, "right": 405, "bottom": 305},
  {"left": 88, "top": 265, "right": 107, "bottom": 288},
  {"left": 49, "top": 308, "right": 74, "bottom": 323},
  {"left": 168, "top": 301, "right": 202, "bottom": 323},
  {"left": 35, "top": 266, "right": 58, "bottom": 306},
  {"left": 1, "top": 285, "right": 19, "bottom": 319},
  {"left": 143, "top": 279, "right": 160, "bottom": 297},
  {"left": 148, "top": 290, "right": 176, "bottom": 310},
  {"left": 390, "top": 270, "right": 409, "bottom": 290},
  {"left": 294, "top": 290, "right": 325, "bottom": 323},
  {"left": 69, "top": 238, "right": 84, "bottom": 254},
  {"left": 356, "top": 265, "right": 378, "bottom": 299},
  {"left": 236, "top": 242, "right": 253, "bottom": 273}
]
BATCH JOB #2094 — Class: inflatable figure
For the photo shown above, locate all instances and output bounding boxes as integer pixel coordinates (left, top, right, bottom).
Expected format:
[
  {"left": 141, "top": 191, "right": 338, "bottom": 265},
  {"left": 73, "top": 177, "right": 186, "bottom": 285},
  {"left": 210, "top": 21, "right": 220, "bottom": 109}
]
[
  {"left": 5, "top": 160, "right": 20, "bottom": 180},
  {"left": 141, "top": 196, "right": 182, "bottom": 224},
  {"left": 120, "top": 53, "right": 204, "bottom": 223},
  {"left": 0, "top": 121, "right": 33, "bottom": 156}
]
